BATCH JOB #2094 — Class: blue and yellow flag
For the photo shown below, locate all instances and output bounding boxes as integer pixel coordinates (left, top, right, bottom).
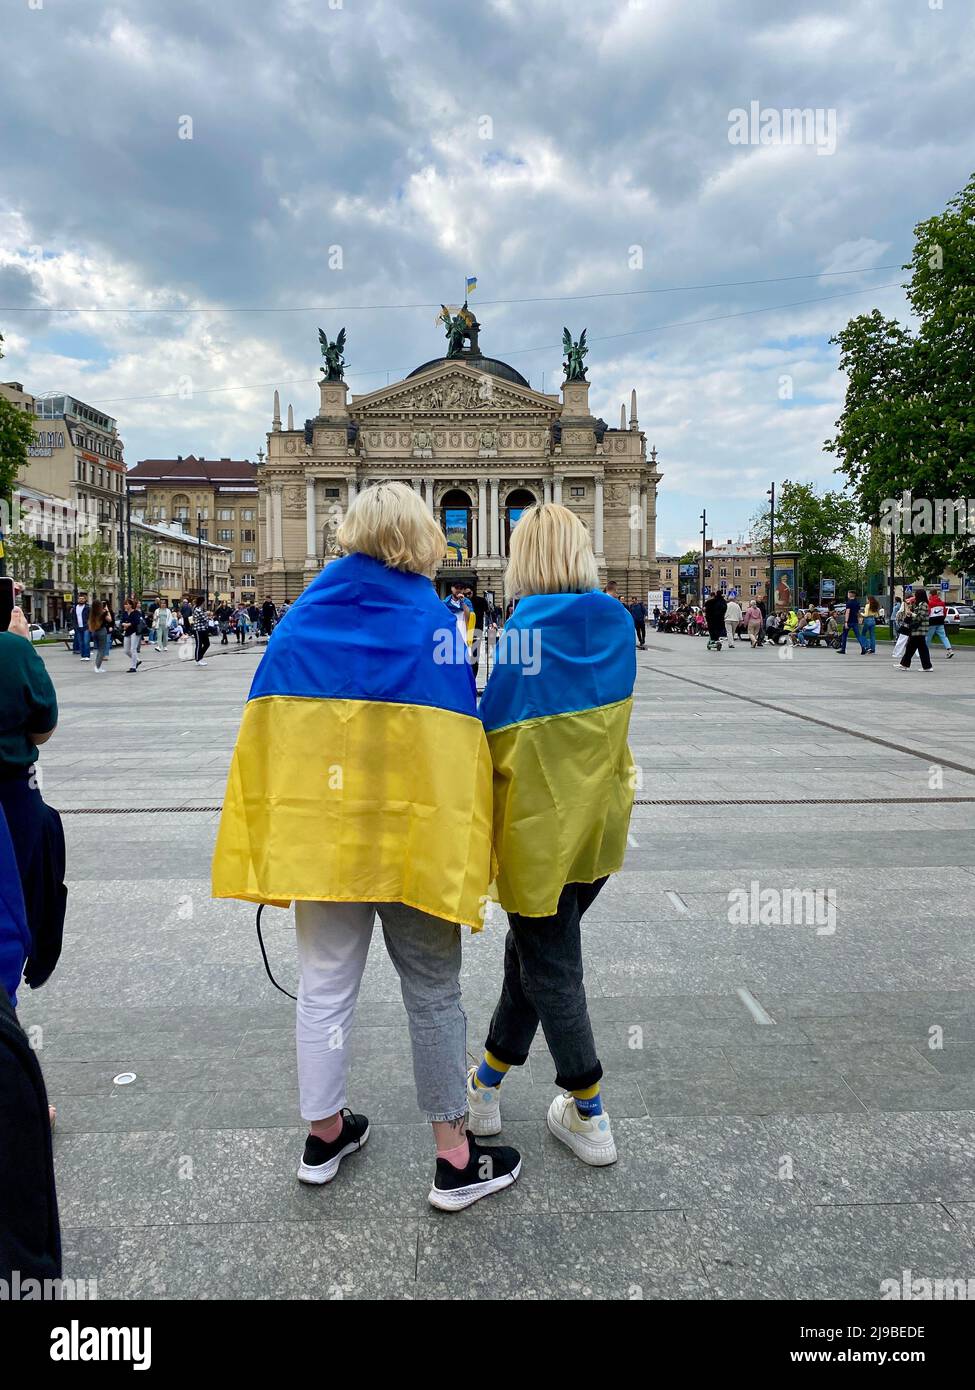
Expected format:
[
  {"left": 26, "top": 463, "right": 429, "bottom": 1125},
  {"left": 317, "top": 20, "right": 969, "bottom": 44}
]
[
  {"left": 465, "top": 276, "right": 477, "bottom": 297},
  {"left": 212, "top": 553, "right": 493, "bottom": 928},
  {"left": 479, "top": 591, "right": 636, "bottom": 917}
]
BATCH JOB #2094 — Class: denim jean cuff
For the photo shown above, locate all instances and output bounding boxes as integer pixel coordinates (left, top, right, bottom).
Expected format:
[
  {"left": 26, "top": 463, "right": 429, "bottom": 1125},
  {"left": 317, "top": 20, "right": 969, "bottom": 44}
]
[
  {"left": 554, "top": 1059, "right": 604, "bottom": 1092},
  {"left": 483, "top": 1037, "right": 530, "bottom": 1069},
  {"left": 425, "top": 1107, "right": 468, "bottom": 1124}
]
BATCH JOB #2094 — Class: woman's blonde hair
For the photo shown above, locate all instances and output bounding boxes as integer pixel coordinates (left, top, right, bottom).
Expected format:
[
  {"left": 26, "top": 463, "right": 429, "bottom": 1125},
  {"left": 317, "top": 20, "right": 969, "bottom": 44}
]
[
  {"left": 336, "top": 479, "right": 446, "bottom": 578},
  {"left": 504, "top": 502, "right": 600, "bottom": 598}
]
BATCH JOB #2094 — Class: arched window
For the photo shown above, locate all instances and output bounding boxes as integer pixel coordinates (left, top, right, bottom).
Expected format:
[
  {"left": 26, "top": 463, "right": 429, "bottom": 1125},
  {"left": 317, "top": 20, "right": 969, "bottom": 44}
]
[
  {"left": 439, "top": 488, "right": 474, "bottom": 563},
  {"left": 504, "top": 487, "right": 537, "bottom": 550},
  {"left": 171, "top": 494, "right": 190, "bottom": 526}
]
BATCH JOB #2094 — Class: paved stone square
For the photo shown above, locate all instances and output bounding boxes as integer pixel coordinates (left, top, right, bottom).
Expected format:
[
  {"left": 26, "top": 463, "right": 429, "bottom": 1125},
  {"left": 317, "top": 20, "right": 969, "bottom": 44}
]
[{"left": 17, "top": 632, "right": 975, "bottom": 1300}]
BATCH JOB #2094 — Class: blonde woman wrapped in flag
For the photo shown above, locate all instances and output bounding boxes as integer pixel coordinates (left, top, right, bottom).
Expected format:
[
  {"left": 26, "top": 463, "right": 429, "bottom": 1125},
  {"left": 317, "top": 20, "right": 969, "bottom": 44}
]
[
  {"left": 467, "top": 504, "right": 637, "bottom": 1165},
  {"left": 212, "top": 481, "right": 521, "bottom": 1211}
]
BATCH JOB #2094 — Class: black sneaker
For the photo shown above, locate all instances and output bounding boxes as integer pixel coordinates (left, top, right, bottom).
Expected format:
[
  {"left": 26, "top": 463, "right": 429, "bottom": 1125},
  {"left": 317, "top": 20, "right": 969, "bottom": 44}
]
[
  {"left": 297, "top": 1109, "right": 370, "bottom": 1185},
  {"left": 428, "top": 1135, "right": 521, "bottom": 1212}
]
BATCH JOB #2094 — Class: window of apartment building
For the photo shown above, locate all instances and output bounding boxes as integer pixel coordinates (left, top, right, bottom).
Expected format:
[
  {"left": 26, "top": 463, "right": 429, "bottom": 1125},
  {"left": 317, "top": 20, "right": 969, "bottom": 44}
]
[
  {"left": 719, "top": 568, "right": 727, "bottom": 577},
  {"left": 240, "top": 529, "right": 255, "bottom": 542},
  {"left": 734, "top": 568, "right": 741, "bottom": 578},
  {"left": 750, "top": 567, "right": 757, "bottom": 578},
  {"left": 241, "top": 574, "right": 255, "bottom": 587},
  {"left": 570, "top": 485, "right": 586, "bottom": 498},
  {"left": 323, "top": 489, "right": 339, "bottom": 500},
  {"left": 241, "top": 549, "right": 255, "bottom": 564},
  {"left": 241, "top": 507, "right": 256, "bottom": 519},
  {"left": 218, "top": 529, "right": 234, "bottom": 542},
  {"left": 218, "top": 508, "right": 233, "bottom": 521},
  {"left": 751, "top": 583, "right": 760, "bottom": 595}
]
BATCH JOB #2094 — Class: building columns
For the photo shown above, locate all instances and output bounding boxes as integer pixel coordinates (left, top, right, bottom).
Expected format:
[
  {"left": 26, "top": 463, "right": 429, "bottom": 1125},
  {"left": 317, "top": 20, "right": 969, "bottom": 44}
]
[
  {"left": 641, "top": 485, "right": 649, "bottom": 559},
  {"left": 489, "top": 480, "right": 499, "bottom": 557},
  {"left": 305, "top": 477, "right": 317, "bottom": 560},
  {"left": 543, "top": 478, "right": 552, "bottom": 505},
  {"left": 272, "top": 485, "right": 284, "bottom": 560},
  {"left": 347, "top": 475, "right": 358, "bottom": 506},
  {"left": 594, "top": 476, "right": 605, "bottom": 556},
  {"left": 553, "top": 475, "right": 563, "bottom": 504},
  {"left": 629, "top": 483, "right": 640, "bottom": 558},
  {"left": 477, "top": 479, "right": 488, "bottom": 557},
  {"left": 424, "top": 478, "right": 435, "bottom": 514}
]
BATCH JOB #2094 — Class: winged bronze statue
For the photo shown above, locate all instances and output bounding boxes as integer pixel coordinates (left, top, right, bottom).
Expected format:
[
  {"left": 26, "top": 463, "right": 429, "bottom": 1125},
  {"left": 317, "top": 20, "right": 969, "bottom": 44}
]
[
  {"left": 562, "top": 327, "right": 588, "bottom": 382},
  {"left": 318, "top": 326, "right": 348, "bottom": 381}
]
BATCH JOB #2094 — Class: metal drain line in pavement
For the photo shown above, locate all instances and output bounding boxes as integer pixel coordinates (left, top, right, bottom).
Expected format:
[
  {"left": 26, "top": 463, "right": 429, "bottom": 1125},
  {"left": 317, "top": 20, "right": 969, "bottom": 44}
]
[{"left": 57, "top": 795, "right": 975, "bottom": 815}]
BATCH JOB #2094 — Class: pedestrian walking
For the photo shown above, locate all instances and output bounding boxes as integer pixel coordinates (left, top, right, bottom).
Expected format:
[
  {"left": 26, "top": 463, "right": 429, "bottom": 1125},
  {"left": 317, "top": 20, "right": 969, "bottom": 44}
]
[
  {"left": 704, "top": 591, "right": 727, "bottom": 650},
  {"left": 837, "top": 589, "right": 868, "bottom": 654},
  {"left": 234, "top": 603, "right": 249, "bottom": 644},
  {"left": 261, "top": 596, "right": 277, "bottom": 637},
  {"left": 216, "top": 601, "right": 232, "bottom": 645},
  {"left": 153, "top": 598, "right": 172, "bottom": 652},
  {"left": 121, "top": 599, "right": 143, "bottom": 673},
  {"left": 212, "top": 481, "right": 519, "bottom": 1211},
  {"left": 71, "top": 592, "right": 91, "bottom": 660},
  {"left": 87, "top": 600, "right": 111, "bottom": 672},
  {"left": 862, "top": 596, "right": 880, "bottom": 654},
  {"left": 628, "top": 596, "right": 648, "bottom": 649},
  {"left": 724, "top": 596, "right": 742, "bottom": 646},
  {"left": 744, "top": 600, "right": 763, "bottom": 647},
  {"left": 925, "top": 590, "right": 954, "bottom": 659},
  {"left": 192, "top": 598, "right": 211, "bottom": 666},
  {"left": 468, "top": 503, "right": 635, "bottom": 1168},
  {"left": 898, "top": 593, "right": 933, "bottom": 672}
]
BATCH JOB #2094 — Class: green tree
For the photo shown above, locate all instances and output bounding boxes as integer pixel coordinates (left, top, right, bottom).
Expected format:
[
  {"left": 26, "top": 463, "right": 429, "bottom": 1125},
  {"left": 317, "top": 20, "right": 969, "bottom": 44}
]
[
  {"left": 67, "top": 537, "right": 113, "bottom": 593},
  {"left": 131, "top": 539, "right": 158, "bottom": 597},
  {"left": 3, "top": 528, "right": 52, "bottom": 586},
  {"left": 0, "top": 334, "right": 37, "bottom": 572},
  {"left": 826, "top": 172, "right": 975, "bottom": 574},
  {"left": 749, "top": 479, "right": 860, "bottom": 596}
]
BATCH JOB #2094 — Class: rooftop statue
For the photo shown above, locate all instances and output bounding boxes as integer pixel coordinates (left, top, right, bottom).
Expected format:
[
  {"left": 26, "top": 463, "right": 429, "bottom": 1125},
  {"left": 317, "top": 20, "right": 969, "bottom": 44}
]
[
  {"left": 318, "top": 326, "right": 348, "bottom": 381},
  {"left": 562, "top": 327, "right": 588, "bottom": 382},
  {"left": 439, "top": 302, "right": 477, "bottom": 358}
]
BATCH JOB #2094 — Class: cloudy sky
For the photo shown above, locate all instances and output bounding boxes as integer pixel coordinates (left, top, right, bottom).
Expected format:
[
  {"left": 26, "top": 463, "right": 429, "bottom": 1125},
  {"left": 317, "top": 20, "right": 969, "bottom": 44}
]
[{"left": 2, "top": 0, "right": 974, "bottom": 552}]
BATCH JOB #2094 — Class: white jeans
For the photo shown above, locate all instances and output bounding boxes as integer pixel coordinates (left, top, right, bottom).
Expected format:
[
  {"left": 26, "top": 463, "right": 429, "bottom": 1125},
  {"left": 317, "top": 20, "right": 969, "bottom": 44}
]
[
  {"left": 294, "top": 900, "right": 467, "bottom": 1124},
  {"left": 123, "top": 633, "right": 140, "bottom": 669}
]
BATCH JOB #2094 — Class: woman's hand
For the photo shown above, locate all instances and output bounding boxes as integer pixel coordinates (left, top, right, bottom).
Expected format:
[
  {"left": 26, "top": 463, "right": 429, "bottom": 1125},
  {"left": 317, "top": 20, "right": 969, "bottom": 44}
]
[{"left": 8, "top": 605, "right": 31, "bottom": 639}]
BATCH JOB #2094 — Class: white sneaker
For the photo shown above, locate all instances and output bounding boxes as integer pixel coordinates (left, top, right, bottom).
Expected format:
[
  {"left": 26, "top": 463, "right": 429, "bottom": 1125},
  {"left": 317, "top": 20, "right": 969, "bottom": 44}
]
[
  {"left": 546, "top": 1092, "right": 618, "bottom": 1166},
  {"left": 466, "top": 1066, "right": 502, "bottom": 1136},
  {"left": 195, "top": 660, "right": 209, "bottom": 667}
]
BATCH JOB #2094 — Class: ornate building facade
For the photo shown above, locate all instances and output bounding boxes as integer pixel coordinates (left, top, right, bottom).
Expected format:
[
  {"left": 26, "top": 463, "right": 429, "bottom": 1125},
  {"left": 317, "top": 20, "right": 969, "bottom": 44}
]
[{"left": 256, "top": 321, "right": 662, "bottom": 603}]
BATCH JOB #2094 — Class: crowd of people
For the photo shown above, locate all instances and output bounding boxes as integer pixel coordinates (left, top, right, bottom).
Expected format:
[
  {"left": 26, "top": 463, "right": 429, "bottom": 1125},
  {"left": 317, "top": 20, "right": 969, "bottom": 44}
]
[
  {"left": 67, "top": 592, "right": 289, "bottom": 673},
  {"left": 645, "top": 587, "right": 954, "bottom": 669}
]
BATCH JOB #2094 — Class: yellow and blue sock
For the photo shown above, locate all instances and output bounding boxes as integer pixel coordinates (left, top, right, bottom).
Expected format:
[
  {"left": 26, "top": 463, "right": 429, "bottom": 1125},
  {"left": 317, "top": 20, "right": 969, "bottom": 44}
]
[
  {"left": 473, "top": 1050, "right": 510, "bottom": 1089},
  {"left": 571, "top": 1082, "right": 603, "bottom": 1119}
]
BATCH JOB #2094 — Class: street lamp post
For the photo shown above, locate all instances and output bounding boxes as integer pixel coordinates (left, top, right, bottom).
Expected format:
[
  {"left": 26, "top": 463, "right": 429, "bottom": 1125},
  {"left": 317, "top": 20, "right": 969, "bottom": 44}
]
[
  {"left": 125, "top": 476, "right": 132, "bottom": 600},
  {"left": 767, "top": 482, "right": 775, "bottom": 612},
  {"left": 699, "top": 508, "right": 707, "bottom": 603},
  {"left": 197, "top": 512, "right": 203, "bottom": 596}
]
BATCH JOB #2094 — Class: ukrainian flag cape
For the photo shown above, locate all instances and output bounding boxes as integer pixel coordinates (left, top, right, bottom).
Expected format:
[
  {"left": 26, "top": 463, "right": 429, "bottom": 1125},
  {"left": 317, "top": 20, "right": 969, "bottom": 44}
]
[
  {"left": 212, "top": 553, "right": 493, "bottom": 928},
  {"left": 479, "top": 590, "right": 636, "bottom": 918}
]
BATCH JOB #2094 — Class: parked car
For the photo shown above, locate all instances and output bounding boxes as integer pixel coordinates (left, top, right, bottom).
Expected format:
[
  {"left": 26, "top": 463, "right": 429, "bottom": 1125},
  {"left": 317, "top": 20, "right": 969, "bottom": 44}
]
[
  {"left": 945, "top": 603, "right": 975, "bottom": 630},
  {"left": 28, "top": 623, "right": 45, "bottom": 642}
]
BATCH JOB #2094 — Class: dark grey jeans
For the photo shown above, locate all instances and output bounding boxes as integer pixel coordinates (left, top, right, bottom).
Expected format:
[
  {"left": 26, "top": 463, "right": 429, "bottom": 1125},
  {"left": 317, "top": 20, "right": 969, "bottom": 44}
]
[{"left": 485, "top": 878, "right": 606, "bottom": 1092}]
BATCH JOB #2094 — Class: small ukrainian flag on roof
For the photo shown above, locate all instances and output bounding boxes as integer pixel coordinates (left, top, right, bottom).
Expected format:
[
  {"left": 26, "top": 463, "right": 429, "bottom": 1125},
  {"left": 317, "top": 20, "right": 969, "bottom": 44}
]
[{"left": 465, "top": 275, "right": 477, "bottom": 296}]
